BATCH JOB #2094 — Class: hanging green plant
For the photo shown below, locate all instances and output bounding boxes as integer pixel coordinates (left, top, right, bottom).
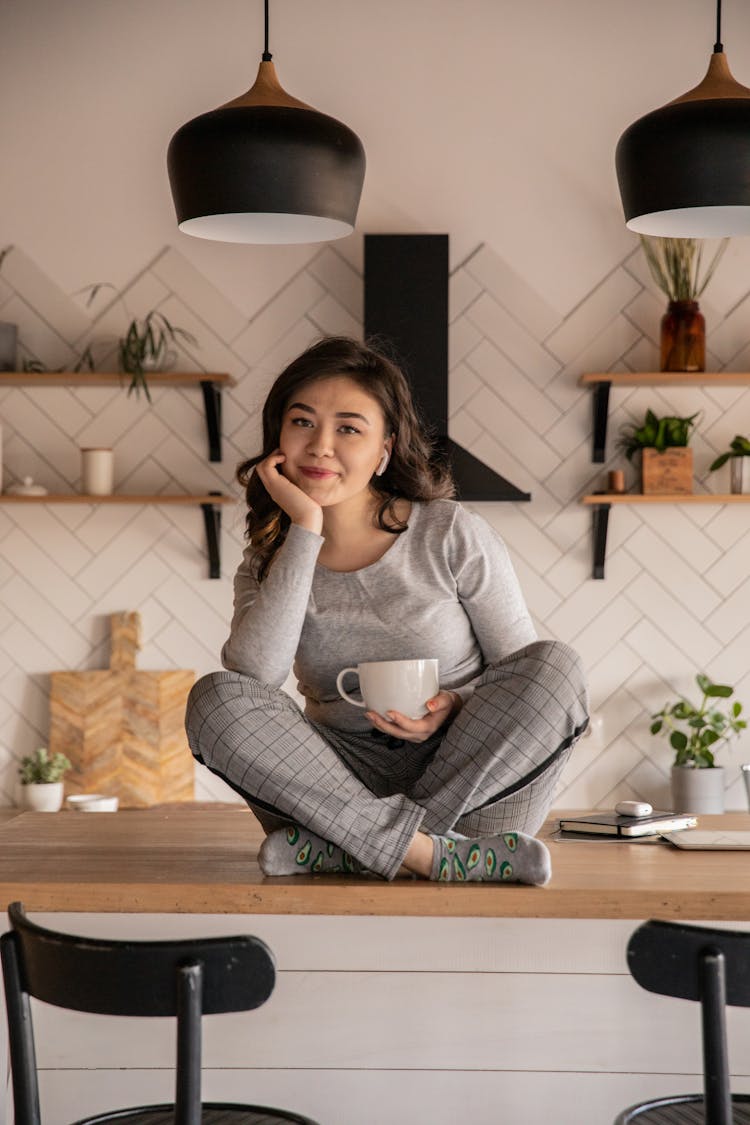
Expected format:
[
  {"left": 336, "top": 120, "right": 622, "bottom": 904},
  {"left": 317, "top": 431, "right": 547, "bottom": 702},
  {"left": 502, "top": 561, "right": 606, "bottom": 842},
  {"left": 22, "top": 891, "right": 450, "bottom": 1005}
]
[{"left": 118, "top": 311, "right": 197, "bottom": 402}]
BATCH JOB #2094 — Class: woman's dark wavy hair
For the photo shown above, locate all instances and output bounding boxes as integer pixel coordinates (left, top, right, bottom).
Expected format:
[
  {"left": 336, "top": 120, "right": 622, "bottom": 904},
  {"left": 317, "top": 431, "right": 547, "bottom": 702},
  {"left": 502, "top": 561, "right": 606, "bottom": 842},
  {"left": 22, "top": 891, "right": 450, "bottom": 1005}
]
[{"left": 238, "top": 335, "right": 455, "bottom": 580}]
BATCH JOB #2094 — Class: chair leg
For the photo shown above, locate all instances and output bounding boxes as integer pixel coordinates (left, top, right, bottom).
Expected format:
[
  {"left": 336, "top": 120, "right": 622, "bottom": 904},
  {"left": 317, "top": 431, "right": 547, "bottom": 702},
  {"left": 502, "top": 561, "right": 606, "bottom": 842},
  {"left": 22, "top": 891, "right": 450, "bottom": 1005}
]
[
  {"left": 700, "top": 950, "right": 732, "bottom": 1125},
  {"left": 175, "top": 961, "right": 203, "bottom": 1125},
  {"left": 1, "top": 932, "right": 42, "bottom": 1125}
]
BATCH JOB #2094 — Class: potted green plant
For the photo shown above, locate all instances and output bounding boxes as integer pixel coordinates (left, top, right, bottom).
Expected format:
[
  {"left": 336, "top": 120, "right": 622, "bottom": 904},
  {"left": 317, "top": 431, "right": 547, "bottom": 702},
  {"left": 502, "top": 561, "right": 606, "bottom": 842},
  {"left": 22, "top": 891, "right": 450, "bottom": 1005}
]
[
  {"left": 18, "top": 747, "right": 72, "bottom": 812},
  {"left": 651, "top": 674, "right": 747, "bottom": 813},
  {"left": 618, "top": 408, "right": 699, "bottom": 494},
  {"left": 639, "top": 236, "right": 728, "bottom": 372},
  {"left": 709, "top": 434, "right": 750, "bottom": 495},
  {"left": 118, "top": 311, "right": 197, "bottom": 402}
]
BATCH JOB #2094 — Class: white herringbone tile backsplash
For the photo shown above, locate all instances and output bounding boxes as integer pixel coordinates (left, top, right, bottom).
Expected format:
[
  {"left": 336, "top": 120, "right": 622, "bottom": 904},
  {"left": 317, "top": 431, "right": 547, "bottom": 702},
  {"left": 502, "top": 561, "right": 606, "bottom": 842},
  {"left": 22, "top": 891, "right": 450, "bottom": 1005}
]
[{"left": 1, "top": 240, "right": 750, "bottom": 810}]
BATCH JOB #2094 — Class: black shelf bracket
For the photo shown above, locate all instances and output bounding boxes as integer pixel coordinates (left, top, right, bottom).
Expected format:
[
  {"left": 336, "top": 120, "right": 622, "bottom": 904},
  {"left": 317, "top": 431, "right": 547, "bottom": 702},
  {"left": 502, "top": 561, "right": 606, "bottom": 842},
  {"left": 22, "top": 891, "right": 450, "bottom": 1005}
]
[
  {"left": 591, "top": 501, "right": 611, "bottom": 579},
  {"left": 592, "top": 381, "right": 611, "bottom": 462},
  {"left": 200, "top": 380, "right": 223, "bottom": 462},
  {"left": 201, "top": 492, "right": 223, "bottom": 579}
]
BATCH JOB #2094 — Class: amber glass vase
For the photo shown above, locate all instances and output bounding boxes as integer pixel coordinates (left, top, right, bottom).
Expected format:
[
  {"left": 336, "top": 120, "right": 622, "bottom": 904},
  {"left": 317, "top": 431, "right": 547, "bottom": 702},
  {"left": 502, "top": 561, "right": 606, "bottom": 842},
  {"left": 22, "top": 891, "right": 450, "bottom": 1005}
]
[{"left": 660, "top": 300, "right": 705, "bottom": 372}]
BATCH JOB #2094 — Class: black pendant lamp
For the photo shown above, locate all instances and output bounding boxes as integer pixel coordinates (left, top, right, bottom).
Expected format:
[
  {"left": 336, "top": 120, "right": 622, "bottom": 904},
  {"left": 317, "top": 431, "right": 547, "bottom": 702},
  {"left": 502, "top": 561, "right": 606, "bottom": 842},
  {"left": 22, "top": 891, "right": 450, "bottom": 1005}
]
[
  {"left": 616, "top": 0, "right": 750, "bottom": 237},
  {"left": 167, "top": 0, "right": 365, "bottom": 244}
]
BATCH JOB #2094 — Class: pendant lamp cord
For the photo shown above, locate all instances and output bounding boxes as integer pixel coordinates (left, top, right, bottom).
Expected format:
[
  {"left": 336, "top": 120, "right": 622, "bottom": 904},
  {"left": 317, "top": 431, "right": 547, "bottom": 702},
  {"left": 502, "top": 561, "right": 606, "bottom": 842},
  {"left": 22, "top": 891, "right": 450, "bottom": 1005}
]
[
  {"left": 262, "top": 0, "right": 272, "bottom": 61},
  {"left": 714, "top": 0, "right": 723, "bottom": 53}
]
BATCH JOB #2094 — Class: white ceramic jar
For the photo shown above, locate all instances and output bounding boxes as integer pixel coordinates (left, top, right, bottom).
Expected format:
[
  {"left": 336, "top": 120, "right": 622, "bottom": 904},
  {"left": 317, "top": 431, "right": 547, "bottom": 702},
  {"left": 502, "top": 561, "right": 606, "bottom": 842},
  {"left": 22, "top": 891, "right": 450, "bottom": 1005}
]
[{"left": 81, "top": 448, "right": 114, "bottom": 495}]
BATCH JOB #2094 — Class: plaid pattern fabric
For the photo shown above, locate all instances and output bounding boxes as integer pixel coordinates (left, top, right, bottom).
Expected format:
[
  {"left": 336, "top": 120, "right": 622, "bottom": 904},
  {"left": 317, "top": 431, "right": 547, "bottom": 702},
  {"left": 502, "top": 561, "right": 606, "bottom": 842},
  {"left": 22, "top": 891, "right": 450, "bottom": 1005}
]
[{"left": 185, "top": 640, "right": 588, "bottom": 880}]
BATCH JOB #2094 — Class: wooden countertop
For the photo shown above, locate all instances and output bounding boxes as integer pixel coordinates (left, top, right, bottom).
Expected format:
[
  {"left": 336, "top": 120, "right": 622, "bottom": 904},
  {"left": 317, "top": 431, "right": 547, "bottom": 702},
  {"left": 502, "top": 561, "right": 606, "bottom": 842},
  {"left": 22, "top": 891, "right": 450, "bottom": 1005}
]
[{"left": 1, "top": 805, "right": 748, "bottom": 919}]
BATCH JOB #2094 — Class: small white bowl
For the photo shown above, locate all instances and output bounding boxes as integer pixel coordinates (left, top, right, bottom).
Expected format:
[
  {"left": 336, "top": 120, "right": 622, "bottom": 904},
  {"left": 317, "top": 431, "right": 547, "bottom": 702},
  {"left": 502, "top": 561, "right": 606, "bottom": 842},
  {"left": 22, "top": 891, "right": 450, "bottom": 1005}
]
[{"left": 66, "top": 794, "right": 119, "bottom": 813}]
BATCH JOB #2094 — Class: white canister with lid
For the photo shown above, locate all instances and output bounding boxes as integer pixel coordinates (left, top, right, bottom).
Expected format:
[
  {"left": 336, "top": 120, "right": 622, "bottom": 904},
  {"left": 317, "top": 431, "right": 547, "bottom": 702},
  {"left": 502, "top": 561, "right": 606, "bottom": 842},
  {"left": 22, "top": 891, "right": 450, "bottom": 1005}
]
[{"left": 81, "top": 448, "right": 114, "bottom": 495}]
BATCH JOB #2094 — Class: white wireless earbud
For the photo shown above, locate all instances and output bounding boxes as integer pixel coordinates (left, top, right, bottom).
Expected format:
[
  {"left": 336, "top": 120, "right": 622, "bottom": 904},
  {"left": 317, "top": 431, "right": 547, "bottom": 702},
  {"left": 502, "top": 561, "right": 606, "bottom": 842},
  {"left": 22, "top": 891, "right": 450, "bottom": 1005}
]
[{"left": 375, "top": 450, "right": 390, "bottom": 476}]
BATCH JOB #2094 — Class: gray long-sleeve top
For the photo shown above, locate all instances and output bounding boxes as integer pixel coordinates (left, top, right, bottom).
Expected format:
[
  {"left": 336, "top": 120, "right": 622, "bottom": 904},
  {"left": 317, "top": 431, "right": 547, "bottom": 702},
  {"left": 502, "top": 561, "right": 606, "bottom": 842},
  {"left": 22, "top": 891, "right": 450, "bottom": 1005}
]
[{"left": 222, "top": 499, "right": 537, "bottom": 733}]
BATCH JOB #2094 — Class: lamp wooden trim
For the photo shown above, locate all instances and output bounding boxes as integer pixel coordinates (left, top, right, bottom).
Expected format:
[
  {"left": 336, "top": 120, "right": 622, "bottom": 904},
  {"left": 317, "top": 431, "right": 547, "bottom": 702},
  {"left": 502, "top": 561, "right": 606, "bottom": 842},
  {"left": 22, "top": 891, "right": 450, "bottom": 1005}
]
[
  {"left": 220, "top": 60, "right": 313, "bottom": 111},
  {"left": 670, "top": 51, "right": 750, "bottom": 105}
]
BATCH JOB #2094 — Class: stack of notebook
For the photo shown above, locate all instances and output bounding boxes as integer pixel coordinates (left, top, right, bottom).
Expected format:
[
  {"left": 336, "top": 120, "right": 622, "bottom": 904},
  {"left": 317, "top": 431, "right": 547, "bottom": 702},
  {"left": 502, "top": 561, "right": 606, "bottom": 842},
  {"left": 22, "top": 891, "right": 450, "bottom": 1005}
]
[{"left": 558, "top": 810, "right": 697, "bottom": 838}]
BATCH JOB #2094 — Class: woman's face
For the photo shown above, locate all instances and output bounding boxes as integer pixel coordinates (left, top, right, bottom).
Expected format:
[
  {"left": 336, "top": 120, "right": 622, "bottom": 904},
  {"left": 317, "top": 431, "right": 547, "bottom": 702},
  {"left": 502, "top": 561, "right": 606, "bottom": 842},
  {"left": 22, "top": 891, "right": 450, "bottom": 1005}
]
[{"left": 278, "top": 375, "right": 392, "bottom": 510}]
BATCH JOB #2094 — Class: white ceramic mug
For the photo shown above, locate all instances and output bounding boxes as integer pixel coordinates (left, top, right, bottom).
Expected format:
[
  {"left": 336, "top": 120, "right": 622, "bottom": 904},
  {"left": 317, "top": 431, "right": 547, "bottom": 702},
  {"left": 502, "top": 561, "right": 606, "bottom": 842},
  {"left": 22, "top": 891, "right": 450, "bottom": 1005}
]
[
  {"left": 336, "top": 659, "right": 439, "bottom": 720},
  {"left": 81, "top": 447, "right": 114, "bottom": 495}
]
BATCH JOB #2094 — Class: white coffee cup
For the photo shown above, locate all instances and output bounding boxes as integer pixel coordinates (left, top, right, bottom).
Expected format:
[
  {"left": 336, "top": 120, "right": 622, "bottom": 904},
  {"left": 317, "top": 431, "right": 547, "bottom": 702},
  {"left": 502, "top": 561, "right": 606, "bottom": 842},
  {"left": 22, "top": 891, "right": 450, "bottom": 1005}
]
[{"left": 336, "top": 659, "right": 439, "bottom": 720}]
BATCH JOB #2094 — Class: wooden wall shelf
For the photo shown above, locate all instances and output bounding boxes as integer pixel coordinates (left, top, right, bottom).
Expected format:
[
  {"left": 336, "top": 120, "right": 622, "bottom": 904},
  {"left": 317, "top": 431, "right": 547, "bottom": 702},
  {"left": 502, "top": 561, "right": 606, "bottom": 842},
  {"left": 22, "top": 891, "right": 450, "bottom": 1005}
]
[
  {"left": 581, "top": 493, "right": 750, "bottom": 579},
  {"left": 0, "top": 492, "right": 235, "bottom": 579},
  {"left": 0, "top": 493, "right": 233, "bottom": 504},
  {"left": 0, "top": 371, "right": 236, "bottom": 462},
  {"left": 579, "top": 372, "right": 750, "bottom": 577},
  {"left": 582, "top": 493, "right": 750, "bottom": 505},
  {"left": 579, "top": 372, "right": 750, "bottom": 462}
]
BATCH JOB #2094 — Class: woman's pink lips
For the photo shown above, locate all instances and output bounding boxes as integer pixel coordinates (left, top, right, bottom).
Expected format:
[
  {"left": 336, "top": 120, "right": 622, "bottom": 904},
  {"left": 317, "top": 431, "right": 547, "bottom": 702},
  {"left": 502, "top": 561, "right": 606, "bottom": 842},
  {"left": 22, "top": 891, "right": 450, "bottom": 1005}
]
[{"left": 300, "top": 466, "right": 337, "bottom": 479}]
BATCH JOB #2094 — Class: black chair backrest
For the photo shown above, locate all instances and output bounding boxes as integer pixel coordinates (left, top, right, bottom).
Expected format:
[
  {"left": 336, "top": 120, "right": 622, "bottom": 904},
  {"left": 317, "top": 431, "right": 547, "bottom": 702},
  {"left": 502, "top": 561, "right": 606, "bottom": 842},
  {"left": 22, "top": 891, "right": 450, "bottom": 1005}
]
[
  {"left": 1, "top": 901, "right": 277, "bottom": 1125},
  {"left": 627, "top": 920, "right": 750, "bottom": 1007},
  {"left": 627, "top": 920, "right": 750, "bottom": 1125},
  {"left": 3, "top": 900, "right": 275, "bottom": 1015}
]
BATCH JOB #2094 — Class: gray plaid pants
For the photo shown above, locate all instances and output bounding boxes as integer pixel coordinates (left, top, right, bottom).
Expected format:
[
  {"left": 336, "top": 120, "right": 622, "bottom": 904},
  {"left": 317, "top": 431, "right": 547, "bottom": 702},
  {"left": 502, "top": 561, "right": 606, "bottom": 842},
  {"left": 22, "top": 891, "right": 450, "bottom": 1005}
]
[{"left": 185, "top": 639, "right": 588, "bottom": 879}]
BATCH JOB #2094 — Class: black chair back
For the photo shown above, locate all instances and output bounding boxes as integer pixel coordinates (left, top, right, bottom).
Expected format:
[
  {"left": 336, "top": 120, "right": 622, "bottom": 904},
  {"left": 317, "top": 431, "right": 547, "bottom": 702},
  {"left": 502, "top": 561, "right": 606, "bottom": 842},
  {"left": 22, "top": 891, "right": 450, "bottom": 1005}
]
[
  {"left": 628, "top": 919, "right": 750, "bottom": 1006},
  {"left": 626, "top": 920, "right": 750, "bottom": 1125},
  {"left": 1, "top": 901, "right": 278, "bottom": 1125}
]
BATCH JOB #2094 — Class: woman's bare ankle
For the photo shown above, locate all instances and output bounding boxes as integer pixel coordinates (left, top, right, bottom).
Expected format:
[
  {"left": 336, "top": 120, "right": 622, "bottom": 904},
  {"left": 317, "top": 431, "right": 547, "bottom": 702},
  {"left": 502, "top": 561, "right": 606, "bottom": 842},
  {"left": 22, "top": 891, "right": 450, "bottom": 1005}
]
[{"left": 402, "top": 831, "right": 434, "bottom": 878}]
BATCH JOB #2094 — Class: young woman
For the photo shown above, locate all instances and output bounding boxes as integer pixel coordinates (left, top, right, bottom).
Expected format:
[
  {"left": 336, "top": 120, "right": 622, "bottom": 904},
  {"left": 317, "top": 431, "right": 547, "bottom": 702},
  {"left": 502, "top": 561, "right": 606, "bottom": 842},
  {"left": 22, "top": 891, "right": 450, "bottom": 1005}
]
[{"left": 186, "top": 336, "right": 588, "bottom": 884}]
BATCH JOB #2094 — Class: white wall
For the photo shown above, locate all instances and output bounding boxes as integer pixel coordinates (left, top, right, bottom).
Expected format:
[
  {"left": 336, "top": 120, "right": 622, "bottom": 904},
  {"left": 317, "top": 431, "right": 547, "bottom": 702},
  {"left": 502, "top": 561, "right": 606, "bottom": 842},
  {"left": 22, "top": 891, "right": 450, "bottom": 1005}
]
[{"left": 1, "top": 0, "right": 750, "bottom": 809}]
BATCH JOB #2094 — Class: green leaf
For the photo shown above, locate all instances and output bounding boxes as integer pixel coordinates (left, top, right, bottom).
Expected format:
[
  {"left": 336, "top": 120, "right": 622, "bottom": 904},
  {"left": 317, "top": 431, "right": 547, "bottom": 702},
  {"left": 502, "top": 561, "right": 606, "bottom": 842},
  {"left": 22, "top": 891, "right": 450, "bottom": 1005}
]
[
  {"left": 670, "top": 731, "right": 688, "bottom": 751},
  {"left": 696, "top": 673, "right": 711, "bottom": 694},
  {"left": 650, "top": 720, "right": 663, "bottom": 735},
  {"left": 706, "top": 683, "right": 733, "bottom": 698},
  {"left": 709, "top": 452, "right": 731, "bottom": 471}
]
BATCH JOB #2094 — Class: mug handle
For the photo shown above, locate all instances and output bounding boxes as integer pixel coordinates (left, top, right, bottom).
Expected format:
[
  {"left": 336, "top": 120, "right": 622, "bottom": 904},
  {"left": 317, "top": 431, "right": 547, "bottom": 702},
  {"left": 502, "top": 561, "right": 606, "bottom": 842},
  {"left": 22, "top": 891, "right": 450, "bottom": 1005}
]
[{"left": 336, "top": 667, "right": 366, "bottom": 708}]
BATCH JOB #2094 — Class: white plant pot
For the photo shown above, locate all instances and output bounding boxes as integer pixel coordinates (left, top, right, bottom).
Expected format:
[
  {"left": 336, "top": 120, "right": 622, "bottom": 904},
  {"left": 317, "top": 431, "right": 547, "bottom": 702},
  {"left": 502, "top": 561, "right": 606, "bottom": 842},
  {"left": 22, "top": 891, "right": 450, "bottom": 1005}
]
[
  {"left": 671, "top": 764, "right": 724, "bottom": 814},
  {"left": 23, "top": 781, "right": 64, "bottom": 812},
  {"left": 730, "top": 458, "right": 748, "bottom": 494}
]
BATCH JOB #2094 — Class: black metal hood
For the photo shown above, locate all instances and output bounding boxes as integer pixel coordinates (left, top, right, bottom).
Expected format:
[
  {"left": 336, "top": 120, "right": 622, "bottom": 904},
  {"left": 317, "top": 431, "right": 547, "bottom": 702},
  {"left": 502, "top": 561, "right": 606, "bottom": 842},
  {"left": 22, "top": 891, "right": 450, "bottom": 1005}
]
[{"left": 363, "top": 233, "right": 530, "bottom": 502}]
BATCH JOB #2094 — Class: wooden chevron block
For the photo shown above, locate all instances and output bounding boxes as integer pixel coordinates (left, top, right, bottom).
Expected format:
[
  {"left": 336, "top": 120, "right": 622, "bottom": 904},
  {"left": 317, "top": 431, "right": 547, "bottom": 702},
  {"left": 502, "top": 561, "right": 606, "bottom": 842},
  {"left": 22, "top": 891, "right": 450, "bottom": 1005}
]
[{"left": 49, "top": 612, "right": 195, "bottom": 807}]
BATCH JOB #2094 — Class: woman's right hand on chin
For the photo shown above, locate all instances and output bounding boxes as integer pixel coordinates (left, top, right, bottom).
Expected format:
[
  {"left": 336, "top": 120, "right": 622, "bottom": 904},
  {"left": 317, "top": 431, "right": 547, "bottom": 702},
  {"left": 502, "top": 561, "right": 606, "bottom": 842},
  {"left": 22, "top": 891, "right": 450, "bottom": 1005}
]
[{"left": 255, "top": 450, "right": 324, "bottom": 535}]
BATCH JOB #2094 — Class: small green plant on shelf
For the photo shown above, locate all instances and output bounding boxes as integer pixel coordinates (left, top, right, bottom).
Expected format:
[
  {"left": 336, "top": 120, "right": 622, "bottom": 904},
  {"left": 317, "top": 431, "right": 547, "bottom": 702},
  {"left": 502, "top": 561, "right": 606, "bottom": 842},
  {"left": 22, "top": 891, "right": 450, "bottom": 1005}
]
[
  {"left": 118, "top": 311, "right": 198, "bottom": 402},
  {"left": 618, "top": 409, "right": 699, "bottom": 460},
  {"left": 639, "top": 236, "right": 728, "bottom": 301},
  {"left": 650, "top": 674, "right": 747, "bottom": 768},
  {"left": 709, "top": 434, "right": 750, "bottom": 472},
  {"left": 18, "top": 747, "right": 72, "bottom": 785},
  {"left": 0, "top": 257, "right": 200, "bottom": 399},
  {"left": 21, "top": 344, "right": 96, "bottom": 375}
]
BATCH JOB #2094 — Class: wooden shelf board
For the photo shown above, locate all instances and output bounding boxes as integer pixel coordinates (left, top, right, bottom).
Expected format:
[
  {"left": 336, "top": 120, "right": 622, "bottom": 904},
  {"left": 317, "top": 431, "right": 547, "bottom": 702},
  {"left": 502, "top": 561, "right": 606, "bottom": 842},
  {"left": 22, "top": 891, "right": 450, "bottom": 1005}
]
[
  {"left": 0, "top": 493, "right": 234, "bottom": 505},
  {"left": 0, "top": 371, "right": 236, "bottom": 388},
  {"left": 579, "top": 371, "right": 750, "bottom": 386},
  {"left": 582, "top": 493, "right": 750, "bottom": 505}
]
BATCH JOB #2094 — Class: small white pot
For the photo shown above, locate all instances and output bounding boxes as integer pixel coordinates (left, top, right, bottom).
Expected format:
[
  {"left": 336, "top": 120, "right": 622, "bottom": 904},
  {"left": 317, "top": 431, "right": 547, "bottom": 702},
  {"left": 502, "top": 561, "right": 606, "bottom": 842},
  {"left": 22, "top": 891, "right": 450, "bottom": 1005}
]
[
  {"left": 23, "top": 781, "right": 64, "bottom": 812},
  {"left": 730, "top": 458, "right": 748, "bottom": 494},
  {"left": 671, "top": 764, "right": 725, "bottom": 814}
]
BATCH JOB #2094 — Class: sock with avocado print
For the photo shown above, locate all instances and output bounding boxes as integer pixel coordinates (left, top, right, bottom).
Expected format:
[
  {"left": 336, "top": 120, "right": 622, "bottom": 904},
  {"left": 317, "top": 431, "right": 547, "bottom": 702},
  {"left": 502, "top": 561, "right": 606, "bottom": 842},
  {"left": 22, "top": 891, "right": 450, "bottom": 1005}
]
[
  {"left": 429, "top": 831, "right": 551, "bottom": 886},
  {"left": 259, "top": 825, "right": 366, "bottom": 876}
]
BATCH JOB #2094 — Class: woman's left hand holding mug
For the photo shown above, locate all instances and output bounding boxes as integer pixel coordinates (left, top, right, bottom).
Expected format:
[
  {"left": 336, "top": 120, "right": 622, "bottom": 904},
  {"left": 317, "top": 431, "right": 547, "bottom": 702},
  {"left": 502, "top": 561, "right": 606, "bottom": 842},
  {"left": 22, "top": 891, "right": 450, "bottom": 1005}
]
[{"left": 365, "top": 690, "right": 462, "bottom": 744}]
